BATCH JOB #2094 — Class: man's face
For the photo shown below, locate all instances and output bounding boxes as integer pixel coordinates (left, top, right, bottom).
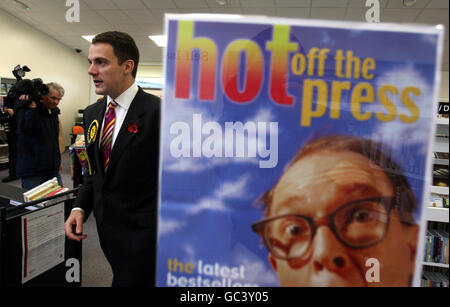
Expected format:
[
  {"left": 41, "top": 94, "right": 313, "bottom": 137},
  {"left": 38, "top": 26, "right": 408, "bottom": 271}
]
[
  {"left": 267, "top": 150, "right": 418, "bottom": 286},
  {"left": 41, "top": 89, "right": 62, "bottom": 110},
  {"left": 88, "top": 42, "right": 132, "bottom": 99}
]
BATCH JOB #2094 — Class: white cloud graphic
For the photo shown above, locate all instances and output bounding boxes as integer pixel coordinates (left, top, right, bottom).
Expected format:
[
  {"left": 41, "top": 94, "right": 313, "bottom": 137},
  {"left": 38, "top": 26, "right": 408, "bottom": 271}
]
[
  {"left": 187, "top": 197, "right": 228, "bottom": 215},
  {"left": 187, "top": 173, "right": 252, "bottom": 215},
  {"left": 369, "top": 64, "right": 435, "bottom": 154},
  {"left": 159, "top": 218, "right": 185, "bottom": 236},
  {"left": 214, "top": 174, "right": 251, "bottom": 199}
]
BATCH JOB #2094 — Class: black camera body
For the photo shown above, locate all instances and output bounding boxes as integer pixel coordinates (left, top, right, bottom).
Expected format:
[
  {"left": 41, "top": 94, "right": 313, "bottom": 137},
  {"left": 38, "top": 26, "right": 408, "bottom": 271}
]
[
  {"left": 8, "top": 78, "right": 49, "bottom": 109},
  {"left": 4, "top": 65, "right": 48, "bottom": 109}
]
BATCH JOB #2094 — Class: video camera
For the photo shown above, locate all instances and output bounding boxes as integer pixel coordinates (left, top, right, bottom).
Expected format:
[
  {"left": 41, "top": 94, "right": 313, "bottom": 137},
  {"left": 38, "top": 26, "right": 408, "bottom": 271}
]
[
  {"left": 12, "top": 78, "right": 49, "bottom": 108},
  {"left": 12, "top": 64, "right": 30, "bottom": 81},
  {"left": 5, "top": 65, "right": 49, "bottom": 109}
]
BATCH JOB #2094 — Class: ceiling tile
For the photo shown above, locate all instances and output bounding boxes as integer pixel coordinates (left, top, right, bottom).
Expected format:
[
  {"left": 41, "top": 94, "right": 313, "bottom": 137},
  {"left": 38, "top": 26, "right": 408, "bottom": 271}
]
[
  {"left": 205, "top": 0, "right": 241, "bottom": 8},
  {"left": 427, "top": 0, "right": 450, "bottom": 9},
  {"left": 82, "top": 0, "right": 118, "bottom": 10},
  {"left": 79, "top": 10, "right": 110, "bottom": 25},
  {"left": 9, "top": 11, "right": 41, "bottom": 25},
  {"left": 312, "top": 0, "right": 348, "bottom": 7},
  {"left": 88, "top": 24, "right": 117, "bottom": 34},
  {"left": 241, "top": 7, "right": 277, "bottom": 16},
  {"left": 209, "top": 7, "right": 243, "bottom": 14},
  {"left": 275, "top": 0, "right": 311, "bottom": 7},
  {"left": 173, "top": 0, "right": 209, "bottom": 8},
  {"left": 139, "top": 23, "right": 164, "bottom": 34},
  {"left": 141, "top": 0, "right": 177, "bottom": 9},
  {"left": 111, "top": 0, "right": 147, "bottom": 10},
  {"left": 151, "top": 9, "right": 181, "bottom": 24},
  {"left": 311, "top": 8, "right": 346, "bottom": 20},
  {"left": 0, "top": 0, "right": 27, "bottom": 12},
  {"left": 381, "top": 8, "right": 421, "bottom": 22},
  {"left": 277, "top": 7, "right": 310, "bottom": 18},
  {"left": 345, "top": 7, "right": 366, "bottom": 21},
  {"left": 114, "top": 24, "right": 145, "bottom": 35},
  {"left": 96, "top": 10, "right": 136, "bottom": 24},
  {"left": 123, "top": 10, "right": 155, "bottom": 23},
  {"left": 178, "top": 8, "right": 212, "bottom": 13},
  {"left": 24, "top": 10, "right": 68, "bottom": 25},
  {"left": 348, "top": 0, "right": 389, "bottom": 7},
  {"left": 78, "top": 1, "right": 93, "bottom": 11},
  {"left": 240, "top": 0, "right": 275, "bottom": 7},
  {"left": 386, "top": 0, "right": 429, "bottom": 9},
  {"left": 416, "top": 9, "right": 449, "bottom": 25},
  {"left": 20, "top": 0, "right": 68, "bottom": 12}
]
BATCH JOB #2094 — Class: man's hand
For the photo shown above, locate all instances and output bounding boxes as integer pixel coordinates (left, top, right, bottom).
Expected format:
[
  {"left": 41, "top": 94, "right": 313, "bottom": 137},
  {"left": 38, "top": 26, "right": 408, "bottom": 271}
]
[
  {"left": 64, "top": 210, "right": 87, "bottom": 242},
  {"left": 5, "top": 107, "right": 14, "bottom": 116},
  {"left": 19, "top": 94, "right": 36, "bottom": 108}
]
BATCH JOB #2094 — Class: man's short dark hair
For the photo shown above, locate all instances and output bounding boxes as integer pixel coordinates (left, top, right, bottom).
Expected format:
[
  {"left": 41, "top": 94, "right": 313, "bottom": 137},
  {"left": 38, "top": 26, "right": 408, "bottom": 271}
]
[
  {"left": 258, "top": 134, "right": 417, "bottom": 225},
  {"left": 92, "top": 31, "right": 139, "bottom": 78}
]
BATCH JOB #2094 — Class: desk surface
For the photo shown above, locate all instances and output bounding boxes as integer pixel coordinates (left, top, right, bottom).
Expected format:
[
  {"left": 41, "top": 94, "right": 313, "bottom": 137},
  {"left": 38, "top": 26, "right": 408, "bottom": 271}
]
[
  {"left": 0, "top": 185, "right": 81, "bottom": 287},
  {"left": 0, "top": 183, "right": 25, "bottom": 212}
]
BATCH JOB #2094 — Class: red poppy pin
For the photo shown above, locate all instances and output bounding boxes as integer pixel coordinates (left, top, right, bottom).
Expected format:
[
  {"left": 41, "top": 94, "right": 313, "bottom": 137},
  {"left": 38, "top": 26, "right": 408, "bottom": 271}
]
[{"left": 128, "top": 123, "right": 138, "bottom": 134}]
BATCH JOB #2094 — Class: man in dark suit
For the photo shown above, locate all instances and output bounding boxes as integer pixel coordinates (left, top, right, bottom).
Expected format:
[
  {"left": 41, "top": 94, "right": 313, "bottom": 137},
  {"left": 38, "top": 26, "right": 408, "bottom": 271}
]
[{"left": 64, "top": 31, "right": 160, "bottom": 286}]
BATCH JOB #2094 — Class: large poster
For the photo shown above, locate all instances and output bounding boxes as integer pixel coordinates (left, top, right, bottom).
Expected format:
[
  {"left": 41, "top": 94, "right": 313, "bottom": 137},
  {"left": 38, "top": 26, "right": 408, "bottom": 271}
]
[{"left": 157, "top": 14, "right": 443, "bottom": 287}]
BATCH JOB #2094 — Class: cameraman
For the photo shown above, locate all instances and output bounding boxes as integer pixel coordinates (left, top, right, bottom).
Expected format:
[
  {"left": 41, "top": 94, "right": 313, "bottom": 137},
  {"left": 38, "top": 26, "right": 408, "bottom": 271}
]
[{"left": 15, "top": 82, "right": 65, "bottom": 190}]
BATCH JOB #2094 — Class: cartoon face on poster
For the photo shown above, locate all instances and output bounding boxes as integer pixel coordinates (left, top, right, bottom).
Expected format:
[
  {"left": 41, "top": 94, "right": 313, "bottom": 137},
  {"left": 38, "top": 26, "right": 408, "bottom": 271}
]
[{"left": 156, "top": 14, "right": 444, "bottom": 287}]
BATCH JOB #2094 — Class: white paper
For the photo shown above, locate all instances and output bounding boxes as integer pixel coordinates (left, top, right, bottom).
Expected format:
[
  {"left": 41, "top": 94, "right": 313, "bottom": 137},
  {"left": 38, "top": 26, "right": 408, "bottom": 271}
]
[
  {"left": 21, "top": 203, "right": 65, "bottom": 284},
  {"left": 10, "top": 199, "right": 39, "bottom": 211}
]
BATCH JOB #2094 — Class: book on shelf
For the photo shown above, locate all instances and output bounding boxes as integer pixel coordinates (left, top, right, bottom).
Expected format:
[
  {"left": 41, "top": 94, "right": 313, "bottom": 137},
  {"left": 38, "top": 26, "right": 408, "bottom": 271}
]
[
  {"left": 421, "top": 271, "right": 449, "bottom": 287},
  {"left": 429, "top": 193, "right": 449, "bottom": 208},
  {"left": 432, "top": 165, "right": 449, "bottom": 188},
  {"left": 434, "top": 152, "right": 449, "bottom": 159},
  {"left": 429, "top": 196, "right": 444, "bottom": 208},
  {"left": 424, "top": 230, "right": 449, "bottom": 265}
]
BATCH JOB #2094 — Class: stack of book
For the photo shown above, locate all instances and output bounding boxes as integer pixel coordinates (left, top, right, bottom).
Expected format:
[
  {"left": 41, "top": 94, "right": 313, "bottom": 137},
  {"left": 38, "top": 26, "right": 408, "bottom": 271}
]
[
  {"left": 424, "top": 229, "right": 449, "bottom": 265},
  {"left": 421, "top": 271, "right": 449, "bottom": 287},
  {"left": 429, "top": 195, "right": 450, "bottom": 208},
  {"left": 23, "top": 177, "right": 69, "bottom": 207}
]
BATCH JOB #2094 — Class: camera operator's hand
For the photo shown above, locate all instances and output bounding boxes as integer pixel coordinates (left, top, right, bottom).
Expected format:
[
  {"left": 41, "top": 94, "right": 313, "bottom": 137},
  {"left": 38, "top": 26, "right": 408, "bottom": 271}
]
[
  {"left": 5, "top": 107, "right": 14, "bottom": 116},
  {"left": 19, "top": 94, "right": 36, "bottom": 108}
]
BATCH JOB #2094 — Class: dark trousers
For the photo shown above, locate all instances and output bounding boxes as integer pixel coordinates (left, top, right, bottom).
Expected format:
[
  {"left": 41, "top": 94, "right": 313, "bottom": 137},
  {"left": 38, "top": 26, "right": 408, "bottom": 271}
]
[{"left": 97, "top": 221, "right": 156, "bottom": 287}]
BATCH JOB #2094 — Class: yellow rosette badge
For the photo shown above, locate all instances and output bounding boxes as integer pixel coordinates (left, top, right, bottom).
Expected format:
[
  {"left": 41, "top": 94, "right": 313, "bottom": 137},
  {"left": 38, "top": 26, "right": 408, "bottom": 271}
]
[{"left": 87, "top": 120, "right": 99, "bottom": 144}]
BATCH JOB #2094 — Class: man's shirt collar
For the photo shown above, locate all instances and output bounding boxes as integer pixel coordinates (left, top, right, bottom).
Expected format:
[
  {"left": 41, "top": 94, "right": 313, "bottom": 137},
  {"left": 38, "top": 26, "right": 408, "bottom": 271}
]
[{"left": 107, "top": 82, "right": 138, "bottom": 110}]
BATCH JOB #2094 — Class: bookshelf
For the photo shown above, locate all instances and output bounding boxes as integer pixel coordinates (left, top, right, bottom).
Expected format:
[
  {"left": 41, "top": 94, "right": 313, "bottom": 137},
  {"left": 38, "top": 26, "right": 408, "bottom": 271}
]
[
  {"left": 421, "top": 100, "right": 449, "bottom": 287},
  {"left": 430, "top": 186, "right": 449, "bottom": 195},
  {"left": 425, "top": 207, "right": 449, "bottom": 223},
  {"left": 0, "top": 77, "right": 16, "bottom": 165},
  {"left": 436, "top": 118, "right": 449, "bottom": 125},
  {"left": 423, "top": 262, "right": 449, "bottom": 269}
]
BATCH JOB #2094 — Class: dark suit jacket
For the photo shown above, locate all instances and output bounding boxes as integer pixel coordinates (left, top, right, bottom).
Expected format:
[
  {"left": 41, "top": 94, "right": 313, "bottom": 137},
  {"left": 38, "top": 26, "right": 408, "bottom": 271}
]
[{"left": 74, "top": 88, "right": 160, "bottom": 286}]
